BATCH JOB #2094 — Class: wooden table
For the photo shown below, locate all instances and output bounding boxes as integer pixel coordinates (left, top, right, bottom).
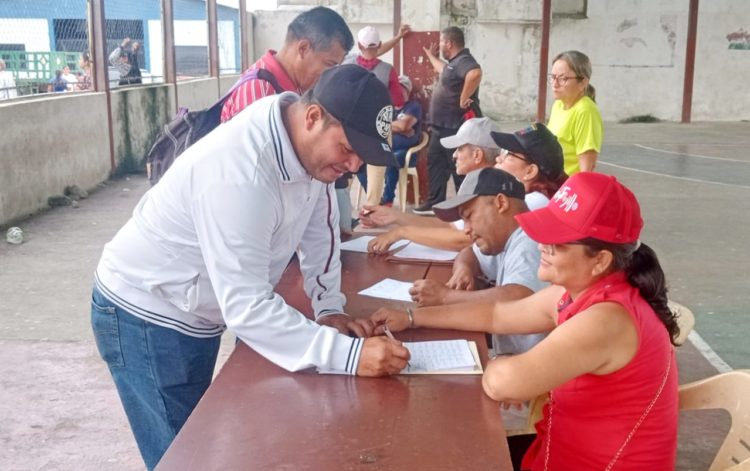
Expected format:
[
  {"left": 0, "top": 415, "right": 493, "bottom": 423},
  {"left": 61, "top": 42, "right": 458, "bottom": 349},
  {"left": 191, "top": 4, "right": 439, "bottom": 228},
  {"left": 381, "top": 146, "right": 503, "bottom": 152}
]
[{"left": 156, "top": 251, "right": 512, "bottom": 470}]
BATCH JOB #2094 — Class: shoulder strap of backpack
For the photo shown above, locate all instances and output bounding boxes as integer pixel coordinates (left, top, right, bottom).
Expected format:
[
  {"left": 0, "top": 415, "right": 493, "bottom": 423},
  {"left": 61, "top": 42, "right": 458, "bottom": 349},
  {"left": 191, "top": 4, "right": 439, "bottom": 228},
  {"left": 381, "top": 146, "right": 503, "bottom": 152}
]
[
  {"left": 217, "top": 67, "right": 285, "bottom": 107},
  {"left": 256, "top": 68, "right": 285, "bottom": 94}
]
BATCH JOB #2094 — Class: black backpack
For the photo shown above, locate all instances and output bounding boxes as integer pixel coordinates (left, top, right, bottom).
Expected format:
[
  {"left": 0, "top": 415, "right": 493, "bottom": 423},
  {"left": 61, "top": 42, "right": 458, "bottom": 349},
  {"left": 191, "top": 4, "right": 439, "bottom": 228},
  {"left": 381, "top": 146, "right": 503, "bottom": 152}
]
[{"left": 146, "top": 68, "right": 283, "bottom": 185}]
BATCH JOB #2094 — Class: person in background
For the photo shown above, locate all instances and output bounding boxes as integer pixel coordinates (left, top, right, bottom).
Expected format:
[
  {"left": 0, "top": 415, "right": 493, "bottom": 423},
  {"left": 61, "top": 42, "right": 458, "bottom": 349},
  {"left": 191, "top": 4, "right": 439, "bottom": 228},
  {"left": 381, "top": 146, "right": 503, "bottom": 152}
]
[
  {"left": 221, "top": 6, "right": 354, "bottom": 123},
  {"left": 546, "top": 50, "right": 602, "bottom": 175},
  {"left": 379, "top": 74, "right": 422, "bottom": 207},
  {"left": 363, "top": 117, "right": 498, "bottom": 254},
  {"left": 77, "top": 52, "right": 93, "bottom": 91},
  {"left": 414, "top": 26, "right": 482, "bottom": 214},
  {"left": 109, "top": 37, "right": 142, "bottom": 86},
  {"left": 61, "top": 66, "right": 78, "bottom": 91},
  {"left": 91, "top": 65, "right": 407, "bottom": 470},
  {"left": 345, "top": 24, "right": 411, "bottom": 206},
  {"left": 0, "top": 58, "right": 17, "bottom": 100},
  {"left": 218, "top": 7, "right": 356, "bottom": 234},
  {"left": 372, "top": 172, "right": 679, "bottom": 471},
  {"left": 491, "top": 123, "right": 567, "bottom": 206},
  {"left": 47, "top": 70, "right": 67, "bottom": 93}
]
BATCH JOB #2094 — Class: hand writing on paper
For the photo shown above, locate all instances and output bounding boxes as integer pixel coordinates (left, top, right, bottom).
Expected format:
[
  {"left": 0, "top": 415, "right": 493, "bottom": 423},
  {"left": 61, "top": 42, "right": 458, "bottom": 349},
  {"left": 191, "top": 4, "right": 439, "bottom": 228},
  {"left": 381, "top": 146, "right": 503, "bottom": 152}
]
[
  {"left": 317, "top": 313, "right": 375, "bottom": 338},
  {"left": 409, "top": 279, "right": 450, "bottom": 307},
  {"left": 445, "top": 265, "right": 476, "bottom": 291},
  {"left": 359, "top": 204, "right": 398, "bottom": 228},
  {"left": 367, "top": 230, "right": 401, "bottom": 255},
  {"left": 357, "top": 336, "right": 410, "bottom": 376},
  {"left": 370, "top": 308, "right": 411, "bottom": 333}
]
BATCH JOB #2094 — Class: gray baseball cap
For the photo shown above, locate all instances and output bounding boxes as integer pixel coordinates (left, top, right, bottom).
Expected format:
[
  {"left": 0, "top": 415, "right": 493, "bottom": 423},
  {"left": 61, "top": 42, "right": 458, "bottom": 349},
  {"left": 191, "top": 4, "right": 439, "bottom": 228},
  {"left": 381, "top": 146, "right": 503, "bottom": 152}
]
[
  {"left": 433, "top": 167, "right": 526, "bottom": 222},
  {"left": 439, "top": 117, "right": 499, "bottom": 150}
]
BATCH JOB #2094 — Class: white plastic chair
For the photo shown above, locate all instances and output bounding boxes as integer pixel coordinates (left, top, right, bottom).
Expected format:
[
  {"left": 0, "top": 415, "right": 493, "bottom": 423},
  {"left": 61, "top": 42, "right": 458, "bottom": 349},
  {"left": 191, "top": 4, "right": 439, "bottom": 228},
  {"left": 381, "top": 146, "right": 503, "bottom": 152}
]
[
  {"left": 397, "top": 131, "right": 429, "bottom": 212},
  {"left": 680, "top": 370, "right": 750, "bottom": 470},
  {"left": 669, "top": 300, "right": 695, "bottom": 346}
]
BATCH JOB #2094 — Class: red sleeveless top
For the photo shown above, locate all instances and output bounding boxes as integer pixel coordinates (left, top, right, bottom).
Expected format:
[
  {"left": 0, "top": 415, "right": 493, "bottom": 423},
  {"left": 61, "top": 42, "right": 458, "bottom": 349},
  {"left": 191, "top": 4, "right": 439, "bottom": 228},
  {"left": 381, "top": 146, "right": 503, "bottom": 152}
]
[{"left": 522, "top": 272, "right": 678, "bottom": 471}]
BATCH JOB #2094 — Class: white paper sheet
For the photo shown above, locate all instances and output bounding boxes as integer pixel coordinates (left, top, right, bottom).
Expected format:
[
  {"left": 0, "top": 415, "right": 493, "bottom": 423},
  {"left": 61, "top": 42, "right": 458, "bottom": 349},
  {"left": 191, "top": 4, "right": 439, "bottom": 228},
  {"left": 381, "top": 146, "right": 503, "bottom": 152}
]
[
  {"left": 318, "top": 340, "right": 482, "bottom": 375},
  {"left": 402, "top": 340, "right": 478, "bottom": 373},
  {"left": 340, "top": 236, "right": 409, "bottom": 253},
  {"left": 357, "top": 278, "right": 414, "bottom": 302},
  {"left": 390, "top": 242, "right": 458, "bottom": 262}
]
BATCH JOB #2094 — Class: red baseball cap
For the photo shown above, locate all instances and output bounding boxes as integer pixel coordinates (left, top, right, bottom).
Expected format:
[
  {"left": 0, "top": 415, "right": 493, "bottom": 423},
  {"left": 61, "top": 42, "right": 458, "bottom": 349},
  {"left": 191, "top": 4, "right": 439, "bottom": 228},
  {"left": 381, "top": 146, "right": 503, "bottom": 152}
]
[{"left": 515, "top": 172, "right": 643, "bottom": 244}]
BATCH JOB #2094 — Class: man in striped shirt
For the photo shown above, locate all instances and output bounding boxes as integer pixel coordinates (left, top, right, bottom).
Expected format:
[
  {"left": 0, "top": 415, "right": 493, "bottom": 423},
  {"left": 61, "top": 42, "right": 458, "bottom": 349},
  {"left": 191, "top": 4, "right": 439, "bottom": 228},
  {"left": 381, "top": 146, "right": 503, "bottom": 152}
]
[{"left": 221, "top": 6, "right": 354, "bottom": 122}]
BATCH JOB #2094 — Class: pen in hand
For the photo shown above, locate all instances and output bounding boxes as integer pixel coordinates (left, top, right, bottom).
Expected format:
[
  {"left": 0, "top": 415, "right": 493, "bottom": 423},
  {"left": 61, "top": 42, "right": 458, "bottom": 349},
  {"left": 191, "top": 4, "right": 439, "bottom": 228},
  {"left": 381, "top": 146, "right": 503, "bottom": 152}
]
[{"left": 383, "top": 323, "right": 410, "bottom": 368}]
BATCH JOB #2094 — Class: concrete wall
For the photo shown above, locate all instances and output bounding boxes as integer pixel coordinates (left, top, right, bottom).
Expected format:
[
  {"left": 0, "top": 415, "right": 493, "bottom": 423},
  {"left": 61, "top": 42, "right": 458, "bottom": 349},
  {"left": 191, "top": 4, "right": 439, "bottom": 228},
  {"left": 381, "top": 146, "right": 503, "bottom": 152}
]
[
  {"left": 175, "top": 77, "right": 219, "bottom": 111},
  {"left": 0, "top": 93, "right": 111, "bottom": 224},
  {"left": 692, "top": 0, "right": 750, "bottom": 121},
  {"left": 265, "top": 0, "right": 750, "bottom": 122},
  {"left": 110, "top": 84, "right": 175, "bottom": 176},
  {"left": 219, "top": 74, "right": 241, "bottom": 95}
]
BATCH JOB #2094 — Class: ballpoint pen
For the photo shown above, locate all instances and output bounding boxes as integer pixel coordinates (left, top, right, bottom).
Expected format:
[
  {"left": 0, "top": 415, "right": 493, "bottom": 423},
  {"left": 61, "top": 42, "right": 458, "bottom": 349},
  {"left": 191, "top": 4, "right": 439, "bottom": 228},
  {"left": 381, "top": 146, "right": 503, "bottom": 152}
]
[{"left": 383, "top": 323, "right": 410, "bottom": 368}]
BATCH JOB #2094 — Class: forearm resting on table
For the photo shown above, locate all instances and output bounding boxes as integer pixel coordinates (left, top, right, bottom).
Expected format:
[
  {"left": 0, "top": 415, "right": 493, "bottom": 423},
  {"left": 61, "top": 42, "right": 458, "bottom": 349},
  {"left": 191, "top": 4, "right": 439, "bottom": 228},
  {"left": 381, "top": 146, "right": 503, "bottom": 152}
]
[
  {"left": 414, "top": 290, "right": 557, "bottom": 335},
  {"left": 443, "top": 283, "right": 533, "bottom": 305},
  {"left": 452, "top": 246, "right": 480, "bottom": 274},
  {"left": 397, "top": 226, "right": 471, "bottom": 251}
]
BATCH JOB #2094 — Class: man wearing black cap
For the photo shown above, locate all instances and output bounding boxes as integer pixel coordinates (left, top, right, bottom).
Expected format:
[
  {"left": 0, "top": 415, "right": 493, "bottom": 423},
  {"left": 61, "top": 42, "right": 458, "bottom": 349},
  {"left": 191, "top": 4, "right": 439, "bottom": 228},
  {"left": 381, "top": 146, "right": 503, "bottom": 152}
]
[
  {"left": 409, "top": 167, "right": 548, "bottom": 355},
  {"left": 90, "top": 65, "right": 406, "bottom": 470}
]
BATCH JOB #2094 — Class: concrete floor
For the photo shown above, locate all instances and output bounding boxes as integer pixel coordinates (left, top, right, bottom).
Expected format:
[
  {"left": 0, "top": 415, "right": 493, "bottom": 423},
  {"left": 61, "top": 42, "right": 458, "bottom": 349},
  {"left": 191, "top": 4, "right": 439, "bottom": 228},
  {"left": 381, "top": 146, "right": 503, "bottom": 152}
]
[{"left": 0, "top": 121, "right": 748, "bottom": 470}]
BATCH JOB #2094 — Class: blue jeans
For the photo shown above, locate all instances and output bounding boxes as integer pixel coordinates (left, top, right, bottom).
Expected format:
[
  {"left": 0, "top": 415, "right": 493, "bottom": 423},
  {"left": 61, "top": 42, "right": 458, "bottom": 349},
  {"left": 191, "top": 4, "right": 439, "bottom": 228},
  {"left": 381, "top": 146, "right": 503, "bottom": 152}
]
[
  {"left": 91, "top": 286, "right": 220, "bottom": 470},
  {"left": 381, "top": 149, "right": 411, "bottom": 204}
]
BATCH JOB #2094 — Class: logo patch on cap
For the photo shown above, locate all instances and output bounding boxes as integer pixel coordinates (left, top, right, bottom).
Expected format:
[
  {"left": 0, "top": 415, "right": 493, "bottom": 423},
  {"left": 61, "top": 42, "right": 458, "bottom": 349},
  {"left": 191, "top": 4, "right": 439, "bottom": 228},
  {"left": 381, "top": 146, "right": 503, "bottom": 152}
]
[
  {"left": 376, "top": 105, "right": 393, "bottom": 139},
  {"left": 552, "top": 185, "right": 579, "bottom": 212}
]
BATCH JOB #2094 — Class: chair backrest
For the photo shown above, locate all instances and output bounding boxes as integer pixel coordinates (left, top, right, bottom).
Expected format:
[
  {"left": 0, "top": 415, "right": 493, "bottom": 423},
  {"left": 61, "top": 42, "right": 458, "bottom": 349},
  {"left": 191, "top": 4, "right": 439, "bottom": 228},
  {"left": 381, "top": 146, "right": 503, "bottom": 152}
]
[
  {"left": 679, "top": 370, "right": 750, "bottom": 470},
  {"left": 668, "top": 300, "right": 695, "bottom": 346},
  {"left": 404, "top": 131, "right": 429, "bottom": 168}
]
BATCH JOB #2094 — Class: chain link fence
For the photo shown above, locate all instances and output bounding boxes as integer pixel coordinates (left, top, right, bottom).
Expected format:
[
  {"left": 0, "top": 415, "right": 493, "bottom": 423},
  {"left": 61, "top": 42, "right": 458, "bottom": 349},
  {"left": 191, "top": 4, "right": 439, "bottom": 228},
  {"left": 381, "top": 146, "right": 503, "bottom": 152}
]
[
  {"left": 0, "top": 0, "right": 243, "bottom": 99},
  {"left": 0, "top": 0, "right": 90, "bottom": 97}
]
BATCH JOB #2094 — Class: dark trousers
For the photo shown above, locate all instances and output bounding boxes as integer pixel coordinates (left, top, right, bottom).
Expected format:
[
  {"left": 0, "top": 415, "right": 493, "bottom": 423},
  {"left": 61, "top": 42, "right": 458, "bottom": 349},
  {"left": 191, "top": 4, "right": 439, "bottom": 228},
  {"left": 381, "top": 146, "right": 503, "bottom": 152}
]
[{"left": 426, "top": 126, "right": 464, "bottom": 205}]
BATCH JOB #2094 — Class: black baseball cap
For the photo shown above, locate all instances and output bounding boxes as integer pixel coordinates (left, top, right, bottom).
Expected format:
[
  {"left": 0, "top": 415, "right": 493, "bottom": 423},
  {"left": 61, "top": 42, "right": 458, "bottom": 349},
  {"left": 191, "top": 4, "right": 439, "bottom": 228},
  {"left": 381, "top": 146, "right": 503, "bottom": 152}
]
[
  {"left": 433, "top": 167, "right": 526, "bottom": 222},
  {"left": 491, "top": 123, "right": 565, "bottom": 180},
  {"left": 312, "top": 64, "right": 397, "bottom": 167}
]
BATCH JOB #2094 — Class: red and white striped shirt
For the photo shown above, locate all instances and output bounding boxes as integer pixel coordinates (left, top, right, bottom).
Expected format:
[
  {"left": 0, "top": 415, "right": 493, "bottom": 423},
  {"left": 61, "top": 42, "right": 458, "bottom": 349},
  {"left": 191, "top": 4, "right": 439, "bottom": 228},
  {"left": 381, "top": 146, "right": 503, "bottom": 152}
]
[{"left": 220, "top": 50, "right": 301, "bottom": 123}]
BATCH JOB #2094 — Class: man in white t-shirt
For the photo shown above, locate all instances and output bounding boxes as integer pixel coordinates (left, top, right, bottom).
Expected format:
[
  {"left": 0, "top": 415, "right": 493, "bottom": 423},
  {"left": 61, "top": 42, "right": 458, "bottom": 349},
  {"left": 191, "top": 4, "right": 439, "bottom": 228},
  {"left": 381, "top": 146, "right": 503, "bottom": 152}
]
[{"left": 418, "top": 167, "right": 548, "bottom": 355}]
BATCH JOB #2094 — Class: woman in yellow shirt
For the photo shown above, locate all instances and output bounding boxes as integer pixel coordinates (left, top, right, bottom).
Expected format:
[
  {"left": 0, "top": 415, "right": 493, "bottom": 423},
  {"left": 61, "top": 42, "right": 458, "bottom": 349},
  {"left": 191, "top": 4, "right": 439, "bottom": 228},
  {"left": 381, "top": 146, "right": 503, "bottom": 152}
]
[{"left": 547, "top": 50, "right": 603, "bottom": 175}]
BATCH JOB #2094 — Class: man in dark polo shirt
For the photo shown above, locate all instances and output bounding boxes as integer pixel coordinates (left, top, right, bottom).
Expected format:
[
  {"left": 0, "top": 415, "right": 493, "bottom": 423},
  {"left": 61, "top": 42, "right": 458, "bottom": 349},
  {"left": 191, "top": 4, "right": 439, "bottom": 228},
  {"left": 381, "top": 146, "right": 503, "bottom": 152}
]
[{"left": 415, "top": 26, "right": 482, "bottom": 214}]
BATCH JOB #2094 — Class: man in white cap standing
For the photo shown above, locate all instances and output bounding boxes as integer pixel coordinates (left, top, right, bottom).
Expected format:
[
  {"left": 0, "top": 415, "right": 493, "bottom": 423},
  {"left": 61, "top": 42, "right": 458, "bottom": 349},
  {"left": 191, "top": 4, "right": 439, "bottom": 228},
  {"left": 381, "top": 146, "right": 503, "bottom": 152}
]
[{"left": 344, "top": 24, "right": 411, "bottom": 205}]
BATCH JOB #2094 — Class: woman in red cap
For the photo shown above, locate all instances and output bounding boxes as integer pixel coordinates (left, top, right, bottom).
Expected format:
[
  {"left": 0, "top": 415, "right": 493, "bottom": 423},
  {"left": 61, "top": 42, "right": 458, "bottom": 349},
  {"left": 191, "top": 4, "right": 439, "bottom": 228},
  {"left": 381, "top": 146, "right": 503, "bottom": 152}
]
[{"left": 371, "top": 172, "right": 679, "bottom": 470}]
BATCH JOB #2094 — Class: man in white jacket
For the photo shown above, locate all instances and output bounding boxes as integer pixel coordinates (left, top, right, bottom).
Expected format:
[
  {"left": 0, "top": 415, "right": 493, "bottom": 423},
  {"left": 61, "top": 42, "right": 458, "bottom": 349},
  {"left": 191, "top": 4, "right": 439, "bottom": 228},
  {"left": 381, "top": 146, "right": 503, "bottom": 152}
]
[{"left": 91, "top": 65, "right": 408, "bottom": 470}]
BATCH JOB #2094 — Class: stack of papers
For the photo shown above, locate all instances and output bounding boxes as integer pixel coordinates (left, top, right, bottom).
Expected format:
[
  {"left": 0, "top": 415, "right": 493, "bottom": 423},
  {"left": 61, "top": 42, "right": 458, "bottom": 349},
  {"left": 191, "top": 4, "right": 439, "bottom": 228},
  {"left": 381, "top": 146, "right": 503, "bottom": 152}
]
[{"left": 340, "top": 236, "right": 409, "bottom": 253}]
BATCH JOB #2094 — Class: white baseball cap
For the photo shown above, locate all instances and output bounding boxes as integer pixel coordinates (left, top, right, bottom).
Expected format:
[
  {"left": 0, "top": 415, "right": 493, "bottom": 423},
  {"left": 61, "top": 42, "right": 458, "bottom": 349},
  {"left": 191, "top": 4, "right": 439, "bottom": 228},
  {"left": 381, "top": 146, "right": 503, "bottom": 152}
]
[
  {"left": 440, "top": 117, "right": 499, "bottom": 149},
  {"left": 398, "top": 75, "right": 412, "bottom": 95},
  {"left": 357, "top": 26, "right": 381, "bottom": 48}
]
